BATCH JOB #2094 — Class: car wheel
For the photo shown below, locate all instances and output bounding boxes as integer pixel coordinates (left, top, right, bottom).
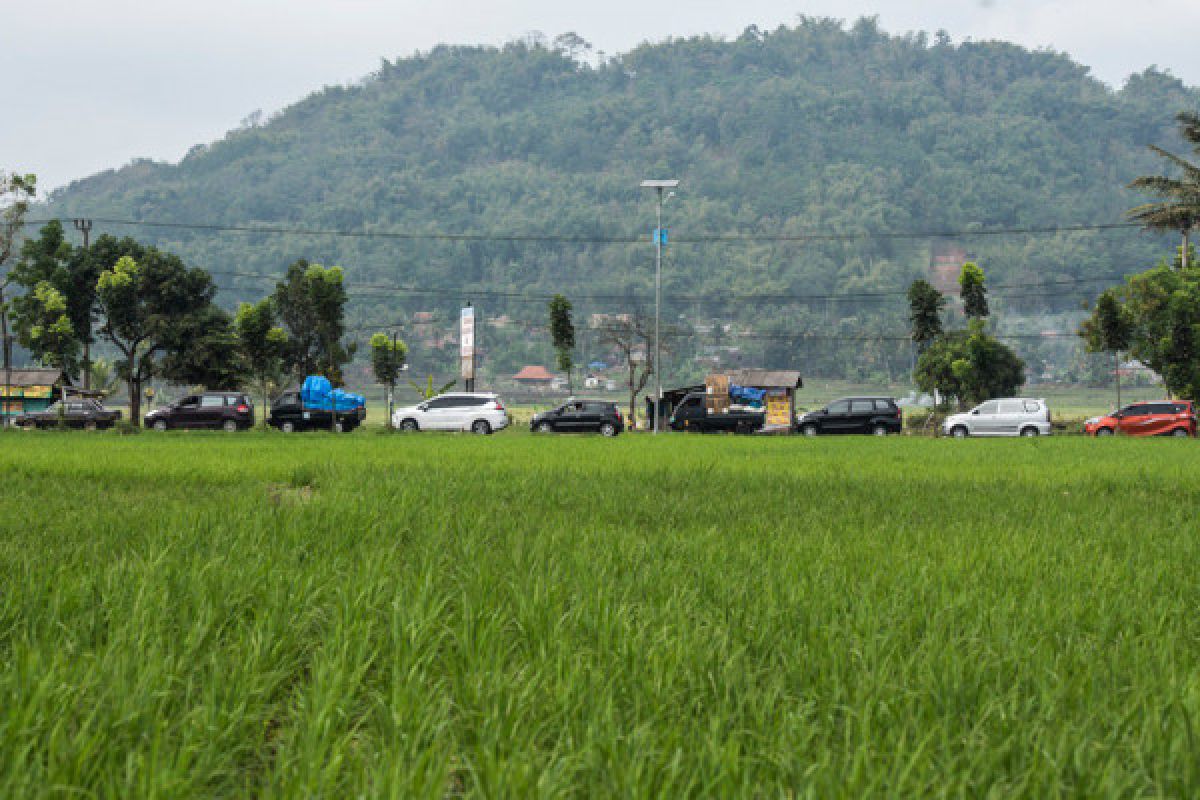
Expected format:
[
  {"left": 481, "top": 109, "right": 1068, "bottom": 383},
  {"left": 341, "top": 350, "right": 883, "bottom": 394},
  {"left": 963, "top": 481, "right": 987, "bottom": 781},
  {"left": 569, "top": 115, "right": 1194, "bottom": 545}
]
[
  {"left": 152, "top": 419, "right": 169, "bottom": 432},
  {"left": 600, "top": 422, "right": 617, "bottom": 437},
  {"left": 400, "top": 418, "right": 419, "bottom": 432},
  {"left": 471, "top": 419, "right": 491, "bottom": 435},
  {"left": 1020, "top": 427, "right": 1039, "bottom": 437},
  {"left": 1095, "top": 427, "right": 1114, "bottom": 437},
  {"left": 84, "top": 420, "right": 98, "bottom": 432},
  {"left": 223, "top": 419, "right": 238, "bottom": 433},
  {"left": 537, "top": 422, "right": 554, "bottom": 434},
  {"left": 1172, "top": 427, "right": 1190, "bottom": 438},
  {"left": 872, "top": 424, "right": 888, "bottom": 437},
  {"left": 802, "top": 424, "right": 818, "bottom": 437},
  {"left": 280, "top": 421, "right": 296, "bottom": 434},
  {"left": 952, "top": 425, "right": 969, "bottom": 439}
]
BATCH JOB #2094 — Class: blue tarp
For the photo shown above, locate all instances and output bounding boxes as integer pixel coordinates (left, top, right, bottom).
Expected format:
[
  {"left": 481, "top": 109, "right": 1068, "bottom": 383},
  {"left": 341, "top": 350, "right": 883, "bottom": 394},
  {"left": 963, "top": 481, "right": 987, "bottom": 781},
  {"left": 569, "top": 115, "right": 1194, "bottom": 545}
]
[
  {"left": 300, "top": 375, "right": 365, "bottom": 412},
  {"left": 730, "top": 384, "right": 766, "bottom": 406}
]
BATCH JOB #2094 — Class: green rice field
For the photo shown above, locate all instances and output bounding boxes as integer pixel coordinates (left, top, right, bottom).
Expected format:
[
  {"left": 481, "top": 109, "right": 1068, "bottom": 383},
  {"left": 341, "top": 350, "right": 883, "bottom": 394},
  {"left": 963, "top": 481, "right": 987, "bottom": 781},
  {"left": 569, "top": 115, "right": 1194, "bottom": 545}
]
[{"left": 1, "top": 430, "right": 1198, "bottom": 796}]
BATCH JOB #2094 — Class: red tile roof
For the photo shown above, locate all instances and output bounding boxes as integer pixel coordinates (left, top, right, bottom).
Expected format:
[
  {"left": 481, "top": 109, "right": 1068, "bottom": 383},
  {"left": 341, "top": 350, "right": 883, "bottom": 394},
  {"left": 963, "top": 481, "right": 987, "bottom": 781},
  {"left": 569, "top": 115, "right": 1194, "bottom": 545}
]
[{"left": 513, "top": 365, "right": 555, "bottom": 381}]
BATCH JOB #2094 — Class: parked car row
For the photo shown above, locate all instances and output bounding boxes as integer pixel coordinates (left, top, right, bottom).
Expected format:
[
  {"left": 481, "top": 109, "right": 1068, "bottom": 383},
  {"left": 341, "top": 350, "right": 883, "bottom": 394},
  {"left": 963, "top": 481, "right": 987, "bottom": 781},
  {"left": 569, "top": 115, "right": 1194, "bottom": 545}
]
[{"left": 13, "top": 388, "right": 1198, "bottom": 440}]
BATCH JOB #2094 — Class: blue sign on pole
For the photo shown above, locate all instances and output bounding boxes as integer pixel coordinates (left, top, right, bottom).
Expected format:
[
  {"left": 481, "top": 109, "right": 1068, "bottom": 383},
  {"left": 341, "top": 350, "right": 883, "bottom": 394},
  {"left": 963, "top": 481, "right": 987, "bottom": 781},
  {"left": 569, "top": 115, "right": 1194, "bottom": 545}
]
[{"left": 653, "top": 227, "right": 669, "bottom": 245}]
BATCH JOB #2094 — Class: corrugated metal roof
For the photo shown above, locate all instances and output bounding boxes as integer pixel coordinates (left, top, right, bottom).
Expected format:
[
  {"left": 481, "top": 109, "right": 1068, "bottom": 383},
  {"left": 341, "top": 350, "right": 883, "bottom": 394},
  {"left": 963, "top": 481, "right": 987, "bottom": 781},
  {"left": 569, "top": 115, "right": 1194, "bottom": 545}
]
[
  {"left": 721, "top": 369, "right": 803, "bottom": 389},
  {"left": 0, "top": 368, "right": 62, "bottom": 387}
]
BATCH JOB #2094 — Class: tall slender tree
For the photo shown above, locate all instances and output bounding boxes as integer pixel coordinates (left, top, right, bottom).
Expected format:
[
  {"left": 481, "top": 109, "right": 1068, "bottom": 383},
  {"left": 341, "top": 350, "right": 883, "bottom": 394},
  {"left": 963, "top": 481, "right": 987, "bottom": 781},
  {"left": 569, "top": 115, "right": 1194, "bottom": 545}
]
[
  {"left": 1080, "top": 289, "right": 1133, "bottom": 409},
  {"left": 907, "top": 279, "right": 945, "bottom": 352},
  {"left": 959, "top": 262, "right": 989, "bottom": 320},
  {"left": 370, "top": 332, "right": 408, "bottom": 428},
  {"left": 235, "top": 299, "right": 288, "bottom": 425},
  {"left": 1, "top": 172, "right": 36, "bottom": 424},
  {"left": 1128, "top": 110, "right": 1200, "bottom": 271},
  {"left": 548, "top": 294, "right": 576, "bottom": 393}
]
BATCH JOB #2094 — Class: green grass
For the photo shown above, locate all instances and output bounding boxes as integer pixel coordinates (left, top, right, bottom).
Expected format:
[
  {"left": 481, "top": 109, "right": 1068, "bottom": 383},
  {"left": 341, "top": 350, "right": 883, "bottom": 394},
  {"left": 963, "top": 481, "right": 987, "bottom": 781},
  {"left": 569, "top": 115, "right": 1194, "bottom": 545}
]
[{"left": 2, "top": 430, "right": 1199, "bottom": 797}]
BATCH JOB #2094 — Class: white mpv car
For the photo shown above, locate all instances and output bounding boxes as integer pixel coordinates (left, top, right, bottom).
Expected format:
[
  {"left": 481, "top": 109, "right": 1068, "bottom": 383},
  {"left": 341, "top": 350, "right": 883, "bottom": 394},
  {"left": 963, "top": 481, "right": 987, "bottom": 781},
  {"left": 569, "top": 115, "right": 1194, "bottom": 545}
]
[
  {"left": 943, "top": 397, "right": 1053, "bottom": 438},
  {"left": 391, "top": 392, "right": 509, "bottom": 434}
]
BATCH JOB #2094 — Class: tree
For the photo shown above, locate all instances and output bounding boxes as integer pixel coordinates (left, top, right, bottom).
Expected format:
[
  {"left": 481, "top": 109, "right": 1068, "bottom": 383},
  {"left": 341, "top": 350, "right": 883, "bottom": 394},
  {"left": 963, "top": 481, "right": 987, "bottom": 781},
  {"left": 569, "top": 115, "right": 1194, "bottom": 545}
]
[
  {"left": 598, "top": 314, "right": 658, "bottom": 427},
  {"left": 1, "top": 172, "right": 36, "bottom": 423},
  {"left": 907, "top": 279, "right": 945, "bottom": 352},
  {"left": 409, "top": 374, "right": 456, "bottom": 400},
  {"left": 959, "top": 262, "right": 989, "bottom": 320},
  {"left": 915, "top": 321, "right": 1025, "bottom": 409},
  {"left": 273, "top": 260, "right": 353, "bottom": 383},
  {"left": 94, "top": 246, "right": 224, "bottom": 427},
  {"left": 1081, "top": 261, "right": 1200, "bottom": 401},
  {"left": 235, "top": 299, "right": 288, "bottom": 425},
  {"left": 1079, "top": 289, "right": 1133, "bottom": 408},
  {"left": 548, "top": 294, "right": 576, "bottom": 393},
  {"left": 1128, "top": 111, "right": 1200, "bottom": 271},
  {"left": 370, "top": 332, "right": 408, "bottom": 428},
  {"left": 17, "top": 282, "right": 78, "bottom": 381},
  {"left": 10, "top": 220, "right": 102, "bottom": 384}
]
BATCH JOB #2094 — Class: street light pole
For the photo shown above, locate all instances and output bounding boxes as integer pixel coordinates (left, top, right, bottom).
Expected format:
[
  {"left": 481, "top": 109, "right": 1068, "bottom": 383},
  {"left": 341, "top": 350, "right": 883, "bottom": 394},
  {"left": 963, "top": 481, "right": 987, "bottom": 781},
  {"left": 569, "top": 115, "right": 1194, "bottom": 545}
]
[{"left": 640, "top": 179, "right": 679, "bottom": 435}]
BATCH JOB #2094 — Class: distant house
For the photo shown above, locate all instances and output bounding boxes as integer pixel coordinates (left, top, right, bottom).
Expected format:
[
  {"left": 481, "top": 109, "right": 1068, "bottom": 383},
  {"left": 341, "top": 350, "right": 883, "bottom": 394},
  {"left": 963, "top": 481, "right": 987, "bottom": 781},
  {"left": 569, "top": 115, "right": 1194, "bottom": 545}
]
[{"left": 513, "top": 366, "right": 556, "bottom": 387}]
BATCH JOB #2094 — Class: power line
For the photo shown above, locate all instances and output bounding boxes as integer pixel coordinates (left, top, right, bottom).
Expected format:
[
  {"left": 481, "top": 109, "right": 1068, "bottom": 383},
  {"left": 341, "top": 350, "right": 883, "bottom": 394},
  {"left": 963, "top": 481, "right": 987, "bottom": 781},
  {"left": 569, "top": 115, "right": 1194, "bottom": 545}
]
[
  {"left": 205, "top": 266, "right": 1134, "bottom": 305},
  {"left": 24, "top": 215, "right": 1144, "bottom": 244}
]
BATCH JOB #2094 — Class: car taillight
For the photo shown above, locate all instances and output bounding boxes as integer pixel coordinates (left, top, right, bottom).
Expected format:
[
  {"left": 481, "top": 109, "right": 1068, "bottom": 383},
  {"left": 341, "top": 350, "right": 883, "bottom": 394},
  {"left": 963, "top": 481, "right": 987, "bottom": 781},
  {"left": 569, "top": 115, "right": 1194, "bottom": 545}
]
[
  {"left": 236, "top": 404, "right": 249, "bottom": 414},
  {"left": 492, "top": 401, "right": 504, "bottom": 411}
]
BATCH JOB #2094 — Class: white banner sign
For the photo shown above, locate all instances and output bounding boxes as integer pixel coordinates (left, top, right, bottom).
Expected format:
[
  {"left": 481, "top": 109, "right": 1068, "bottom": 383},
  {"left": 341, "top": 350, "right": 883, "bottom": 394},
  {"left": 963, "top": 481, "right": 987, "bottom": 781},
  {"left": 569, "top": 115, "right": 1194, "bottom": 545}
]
[{"left": 461, "top": 306, "right": 476, "bottom": 381}]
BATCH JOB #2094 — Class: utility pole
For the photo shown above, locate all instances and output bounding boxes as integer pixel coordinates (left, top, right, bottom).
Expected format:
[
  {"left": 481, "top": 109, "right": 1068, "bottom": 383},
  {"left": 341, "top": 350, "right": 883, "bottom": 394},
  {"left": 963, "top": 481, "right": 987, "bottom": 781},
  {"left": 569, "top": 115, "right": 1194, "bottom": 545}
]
[
  {"left": 390, "top": 331, "right": 398, "bottom": 428},
  {"left": 73, "top": 219, "right": 93, "bottom": 390},
  {"left": 640, "top": 179, "right": 679, "bottom": 434}
]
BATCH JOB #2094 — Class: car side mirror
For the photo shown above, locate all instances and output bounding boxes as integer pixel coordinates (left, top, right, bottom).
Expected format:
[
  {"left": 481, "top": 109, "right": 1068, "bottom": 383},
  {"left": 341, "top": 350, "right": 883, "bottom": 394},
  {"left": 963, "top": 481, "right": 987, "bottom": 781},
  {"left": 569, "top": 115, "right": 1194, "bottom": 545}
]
[
  {"left": 418, "top": 403, "right": 428, "bottom": 412},
  {"left": 972, "top": 410, "right": 980, "bottom": 415}
]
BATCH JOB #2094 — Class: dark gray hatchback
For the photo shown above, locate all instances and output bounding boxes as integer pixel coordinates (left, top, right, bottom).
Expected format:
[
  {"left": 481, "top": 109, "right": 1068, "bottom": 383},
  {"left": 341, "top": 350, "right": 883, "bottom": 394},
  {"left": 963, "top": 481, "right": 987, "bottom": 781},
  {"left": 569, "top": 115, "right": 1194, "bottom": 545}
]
[{"left": 531, "top": 400, "right": 625, "bottom": 436}]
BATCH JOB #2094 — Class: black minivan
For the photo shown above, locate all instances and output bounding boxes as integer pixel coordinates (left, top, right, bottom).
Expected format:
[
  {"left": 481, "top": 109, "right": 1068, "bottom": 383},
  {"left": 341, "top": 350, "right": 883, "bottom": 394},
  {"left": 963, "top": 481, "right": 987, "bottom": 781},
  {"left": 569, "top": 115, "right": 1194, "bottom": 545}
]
[
  {"left": 796, "top": 397, "right": 902, "bottom": 436},
  {"left": 531, "top": 400, "right": 624, "bottom": 436},
  {"left": 145, "top": 391, "right": 255, "bottom": 431}
]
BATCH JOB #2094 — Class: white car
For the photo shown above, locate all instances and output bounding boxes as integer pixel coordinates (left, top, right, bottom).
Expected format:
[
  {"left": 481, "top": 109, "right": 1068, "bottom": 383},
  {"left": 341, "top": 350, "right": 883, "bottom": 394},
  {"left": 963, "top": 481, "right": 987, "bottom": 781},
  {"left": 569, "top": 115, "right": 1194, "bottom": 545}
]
[
  {"left": 943, "top": 397, "right": 1053, "bottom": 438},
  {"left": 391, "top": 392, "right": 509, "bottom": 434}
]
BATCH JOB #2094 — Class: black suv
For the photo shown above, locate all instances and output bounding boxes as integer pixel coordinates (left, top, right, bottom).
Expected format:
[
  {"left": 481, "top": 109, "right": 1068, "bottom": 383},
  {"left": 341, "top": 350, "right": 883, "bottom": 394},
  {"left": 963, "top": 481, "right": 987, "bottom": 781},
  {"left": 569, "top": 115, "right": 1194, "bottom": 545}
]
[
  {"left": 145, "top": 391, "right": 255, "bottom": 431},
  {"left": 531, "top": 400, "right": 624, "bottom": 436},
  {"left": 796, "top": 397, "right": 902, "bottom": 436}
]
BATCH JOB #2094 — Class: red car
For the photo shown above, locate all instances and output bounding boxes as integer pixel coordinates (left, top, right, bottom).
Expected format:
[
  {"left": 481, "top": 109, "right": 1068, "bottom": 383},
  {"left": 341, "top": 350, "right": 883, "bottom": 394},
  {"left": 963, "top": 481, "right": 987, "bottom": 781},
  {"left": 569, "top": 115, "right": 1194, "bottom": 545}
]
[{"left": 1084, "top": 400, "right": 1196, "bottom": 438}]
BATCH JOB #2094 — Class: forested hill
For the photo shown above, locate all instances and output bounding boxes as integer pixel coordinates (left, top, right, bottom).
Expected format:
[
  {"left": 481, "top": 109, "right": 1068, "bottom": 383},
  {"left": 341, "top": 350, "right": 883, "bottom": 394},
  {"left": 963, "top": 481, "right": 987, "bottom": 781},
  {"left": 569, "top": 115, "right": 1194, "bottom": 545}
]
[{"left": 37, "top": 17, "right": 1200, "bottom": 379}]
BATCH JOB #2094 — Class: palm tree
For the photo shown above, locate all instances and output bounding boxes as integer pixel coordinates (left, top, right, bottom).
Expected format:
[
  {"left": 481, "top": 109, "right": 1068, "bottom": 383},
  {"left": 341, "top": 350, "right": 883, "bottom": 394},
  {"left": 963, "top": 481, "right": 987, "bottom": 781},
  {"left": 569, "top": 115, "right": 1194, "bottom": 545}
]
[{"left": 1128, "top": 111, "right": 1200, "bottom": 270}]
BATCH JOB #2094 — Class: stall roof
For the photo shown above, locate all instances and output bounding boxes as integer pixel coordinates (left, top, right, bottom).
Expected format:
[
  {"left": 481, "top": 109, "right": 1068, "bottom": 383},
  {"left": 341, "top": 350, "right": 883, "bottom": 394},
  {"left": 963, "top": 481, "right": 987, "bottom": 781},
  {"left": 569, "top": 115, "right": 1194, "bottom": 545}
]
[
  {"left": 1, "top": 368, "right": 62, "bottom": 387},
  {"left": 722, "top": 369, "right": 803, "bottom": 389}
]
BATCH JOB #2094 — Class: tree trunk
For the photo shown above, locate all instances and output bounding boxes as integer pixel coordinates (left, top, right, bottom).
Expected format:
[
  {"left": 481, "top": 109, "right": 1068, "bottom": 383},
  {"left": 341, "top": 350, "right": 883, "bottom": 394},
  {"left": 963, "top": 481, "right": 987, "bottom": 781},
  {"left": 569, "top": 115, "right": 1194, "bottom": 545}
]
[
  {"left": 1115, "top": 351, "right": 1121, "bottom": 410},
  {"left": 1, "top": 299, "right": 9, "bottom": 426},
  {"left": 128, "top": 378, "right": 142, "bottom": 427},
  {"left": 82, "top": 339, "right": 91, "bottom": 390},
  {"left": 628, "top": 376, "right": 638, "bottom": 429}
]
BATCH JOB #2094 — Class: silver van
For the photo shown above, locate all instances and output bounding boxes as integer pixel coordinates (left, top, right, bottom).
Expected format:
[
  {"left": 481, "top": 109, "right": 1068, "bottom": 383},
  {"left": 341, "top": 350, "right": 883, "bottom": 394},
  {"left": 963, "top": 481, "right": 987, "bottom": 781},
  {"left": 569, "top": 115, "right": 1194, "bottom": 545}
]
[{"left": 943, "top": 398, "right": 1052, "bottom": 438}]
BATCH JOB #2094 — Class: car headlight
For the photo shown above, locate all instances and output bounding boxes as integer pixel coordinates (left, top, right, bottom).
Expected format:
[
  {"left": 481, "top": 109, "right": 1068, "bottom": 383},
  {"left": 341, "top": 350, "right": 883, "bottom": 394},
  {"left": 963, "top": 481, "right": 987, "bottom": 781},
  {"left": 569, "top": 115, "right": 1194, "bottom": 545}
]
[{"left": 1084, "top": 417, "right": 1098, "bottom": 426}]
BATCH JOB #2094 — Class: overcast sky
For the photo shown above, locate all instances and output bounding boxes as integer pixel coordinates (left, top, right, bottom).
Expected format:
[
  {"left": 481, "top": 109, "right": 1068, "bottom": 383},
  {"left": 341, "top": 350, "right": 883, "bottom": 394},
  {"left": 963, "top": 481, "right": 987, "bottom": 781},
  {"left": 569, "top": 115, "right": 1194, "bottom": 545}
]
[{"left": 5, "top": 0, "right": 1199, "bottom": 193}]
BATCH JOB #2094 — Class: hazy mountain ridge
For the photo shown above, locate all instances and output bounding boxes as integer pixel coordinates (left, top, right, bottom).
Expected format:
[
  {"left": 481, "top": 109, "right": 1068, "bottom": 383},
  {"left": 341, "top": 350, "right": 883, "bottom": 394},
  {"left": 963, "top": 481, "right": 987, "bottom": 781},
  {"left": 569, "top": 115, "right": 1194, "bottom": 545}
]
[{"left": 36, "top": 18, "right": 1200, "bottom": 379}]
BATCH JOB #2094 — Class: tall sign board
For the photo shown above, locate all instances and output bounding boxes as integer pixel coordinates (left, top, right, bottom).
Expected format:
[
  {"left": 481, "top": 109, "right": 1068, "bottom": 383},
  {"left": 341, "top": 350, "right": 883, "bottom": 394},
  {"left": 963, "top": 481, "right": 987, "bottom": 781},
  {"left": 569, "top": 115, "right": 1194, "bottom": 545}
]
[{"left": 460, "top": 305, "right": 476, "bottom": 390}]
